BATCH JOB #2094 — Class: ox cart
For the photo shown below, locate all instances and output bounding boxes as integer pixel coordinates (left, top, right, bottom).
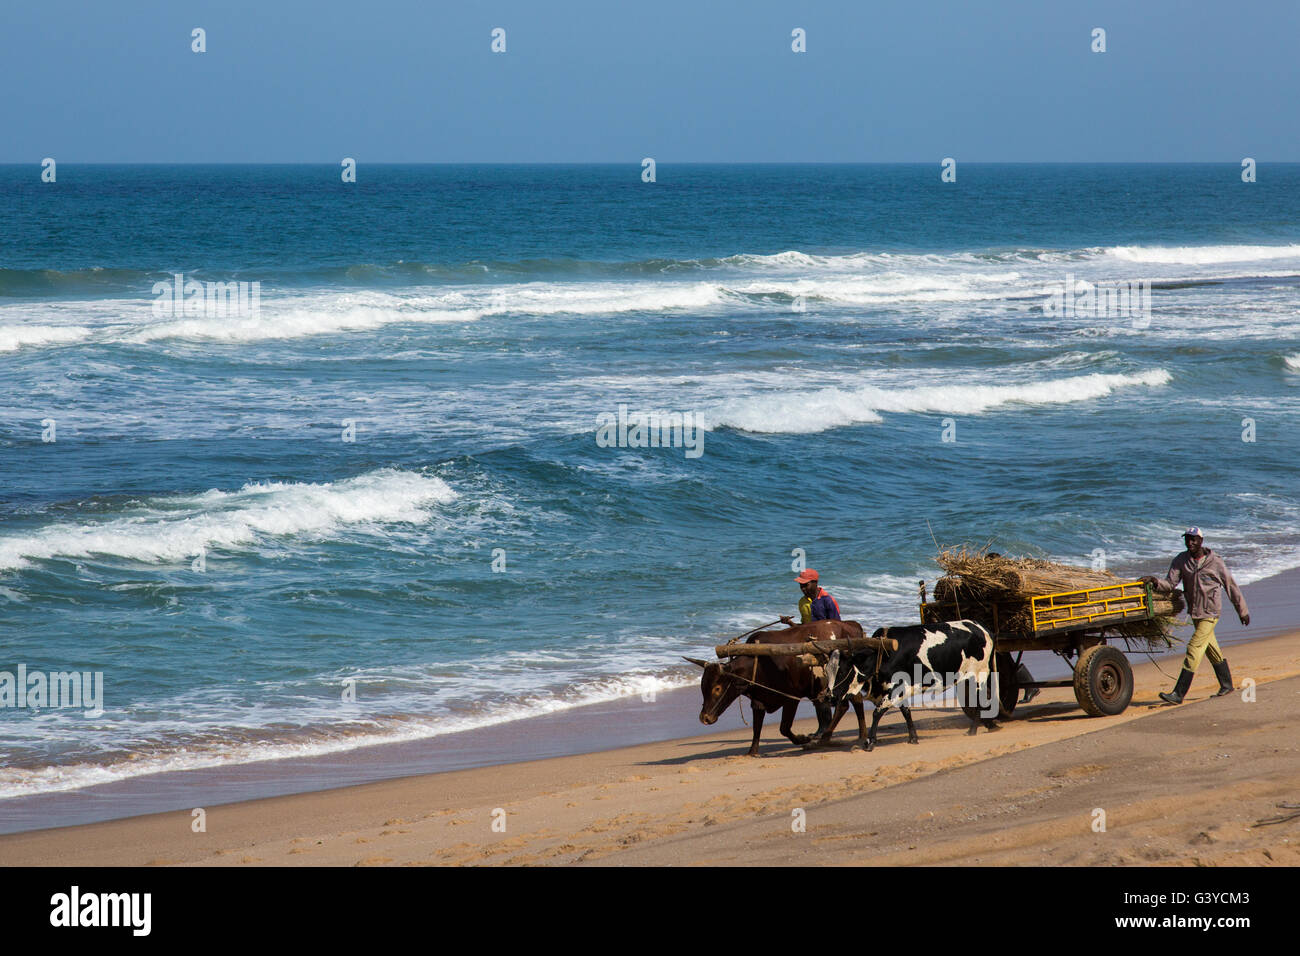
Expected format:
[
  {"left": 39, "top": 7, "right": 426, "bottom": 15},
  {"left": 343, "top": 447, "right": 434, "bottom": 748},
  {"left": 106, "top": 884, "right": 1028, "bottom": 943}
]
[{"left": 918, "top": 578, "right": 1163, "bottom": 719}]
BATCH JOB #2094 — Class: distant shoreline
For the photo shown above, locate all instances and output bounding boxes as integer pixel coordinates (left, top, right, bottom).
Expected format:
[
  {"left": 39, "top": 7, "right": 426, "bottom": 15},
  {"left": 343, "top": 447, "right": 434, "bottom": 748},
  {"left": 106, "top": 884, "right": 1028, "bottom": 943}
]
[
  {"left": 3, "top": 563, "right": 1296, "bottom": 839},
  {"left": 2, "top": 627, "right": 1296, "bottom": 866},
  {"left": 9, "top": 161, "right": 1300, "bottom": 167}
]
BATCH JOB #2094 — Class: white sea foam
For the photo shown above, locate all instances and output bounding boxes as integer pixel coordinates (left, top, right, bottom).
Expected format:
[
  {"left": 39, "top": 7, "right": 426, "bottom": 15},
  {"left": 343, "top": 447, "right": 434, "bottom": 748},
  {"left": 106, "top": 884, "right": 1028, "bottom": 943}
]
[
  {"left": 128, "top": 307, "right": 476, "bottom": 343},
  {"left": 0, "top": 324, "right": 92, "bottom": 352},
  {"left": 1284, "top": 354, "right": 1300, "bottom": 371},
  {"left": 1105, "top": 243, "right": 1300, "bottom": 265},
  {"left": 474, "top": 281, "right": 725, "bottom": 316},
  {"left": 0, "top": 667, "right": 696, "bottom": 801},
  {"left": 730, "top": 270, "right": 1025, "bottom": 306},
  {"left": 712, "top": 249, "right": 1040, "bottom": 272},
  {"left": 830, "top": 572, "right": 930, "bottom": 623},
  {"left": 1228, "top": 546, "right": 1300, "bottom": 586},
  {"left": 4, "top": 240, "right": 1300, "bottom": 353},
  {"left": 1031, "top": 505, "right": 1300, "bottom": 590},
  {"left": 710, "top": 369, "right": 1173, "bottom": 434},
  {"left": 125, "top": 282, "right": 727, "bottom": 343},
  {"left": 0, "top": 469, "right": 456, "bottom": 571}
]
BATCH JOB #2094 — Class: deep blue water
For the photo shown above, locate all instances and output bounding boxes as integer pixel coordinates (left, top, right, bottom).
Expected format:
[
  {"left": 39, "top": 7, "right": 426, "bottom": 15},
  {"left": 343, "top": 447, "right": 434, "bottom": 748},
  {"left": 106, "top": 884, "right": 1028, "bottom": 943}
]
[{"left": 2, "top": 164, "right": 1299, "bottom": 799}]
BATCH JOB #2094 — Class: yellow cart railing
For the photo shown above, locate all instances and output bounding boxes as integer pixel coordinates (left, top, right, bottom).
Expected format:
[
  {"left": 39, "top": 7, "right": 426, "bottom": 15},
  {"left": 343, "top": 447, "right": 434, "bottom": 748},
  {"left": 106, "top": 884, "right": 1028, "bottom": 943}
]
[
  {"left": 1029, "top": 581, "right": 1154, "bottom": 633},
  {"left": 917, "top": 579, "right": 1155, "bottom": 637}
]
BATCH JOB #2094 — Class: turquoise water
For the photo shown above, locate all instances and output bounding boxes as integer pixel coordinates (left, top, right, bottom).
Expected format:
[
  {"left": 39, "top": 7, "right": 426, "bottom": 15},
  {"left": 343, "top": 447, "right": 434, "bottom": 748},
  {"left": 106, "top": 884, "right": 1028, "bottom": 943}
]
[{"left": 2, "top": 164, "right": 1299, "bottom": 800}]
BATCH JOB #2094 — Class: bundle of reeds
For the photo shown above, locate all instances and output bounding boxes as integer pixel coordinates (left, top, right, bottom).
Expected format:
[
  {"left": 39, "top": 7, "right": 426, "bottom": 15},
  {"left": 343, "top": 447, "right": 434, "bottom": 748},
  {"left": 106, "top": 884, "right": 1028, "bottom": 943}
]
[{"left": 930, "top": 545, "right": 1184, "bottom": 647}]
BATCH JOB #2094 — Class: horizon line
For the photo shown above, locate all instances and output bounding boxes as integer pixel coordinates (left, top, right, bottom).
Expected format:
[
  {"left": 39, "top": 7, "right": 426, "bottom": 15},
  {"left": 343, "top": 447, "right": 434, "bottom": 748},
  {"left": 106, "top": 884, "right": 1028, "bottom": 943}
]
[{"left": 3, "top": 160, "right": 1296, "bottom": 167}]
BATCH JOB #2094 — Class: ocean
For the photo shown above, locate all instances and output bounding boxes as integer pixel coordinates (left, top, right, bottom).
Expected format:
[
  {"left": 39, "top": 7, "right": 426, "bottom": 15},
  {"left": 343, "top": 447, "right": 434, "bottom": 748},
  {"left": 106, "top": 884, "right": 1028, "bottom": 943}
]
[{"left": 2, "top": 163, "right": 1299, "bottom": 808}]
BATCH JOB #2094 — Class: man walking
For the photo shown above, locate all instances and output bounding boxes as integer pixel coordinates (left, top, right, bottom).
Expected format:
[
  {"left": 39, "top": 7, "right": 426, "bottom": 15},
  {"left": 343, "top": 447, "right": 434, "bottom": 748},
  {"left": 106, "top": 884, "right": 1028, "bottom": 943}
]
[{"left": 1142, "top": 527, "right": 1249, "bottom": 705}]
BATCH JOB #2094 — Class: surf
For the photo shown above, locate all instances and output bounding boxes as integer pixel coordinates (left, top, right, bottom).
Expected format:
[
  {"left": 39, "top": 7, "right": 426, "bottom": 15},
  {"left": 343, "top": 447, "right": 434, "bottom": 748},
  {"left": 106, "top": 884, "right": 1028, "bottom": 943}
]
[
  {"left": 708, "top": 369, "right": 1173, "bottom": 434},
  {"left": 0, "top": 469, "right": 456, "bottom": 571}
]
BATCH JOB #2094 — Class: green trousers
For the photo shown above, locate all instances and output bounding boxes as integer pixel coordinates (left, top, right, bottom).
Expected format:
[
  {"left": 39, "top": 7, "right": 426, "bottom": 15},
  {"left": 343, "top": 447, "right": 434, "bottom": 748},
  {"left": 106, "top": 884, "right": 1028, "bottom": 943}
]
[{"left": 1183, "top": 617, "right": 1225, "bottom": 672}]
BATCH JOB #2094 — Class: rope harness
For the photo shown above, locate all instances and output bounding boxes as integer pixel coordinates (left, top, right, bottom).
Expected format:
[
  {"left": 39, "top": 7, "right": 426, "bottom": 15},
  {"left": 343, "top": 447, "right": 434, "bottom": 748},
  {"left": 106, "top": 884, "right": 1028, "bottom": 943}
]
[
  {"left": 716, "top": 625, "right": 905, "bottom": 712},
  {"left": 721, "top": 656, "right": 808, "bottom": 704},
  {"left": 1135, "top": 631, "right": 1194, "bottom": 679}
]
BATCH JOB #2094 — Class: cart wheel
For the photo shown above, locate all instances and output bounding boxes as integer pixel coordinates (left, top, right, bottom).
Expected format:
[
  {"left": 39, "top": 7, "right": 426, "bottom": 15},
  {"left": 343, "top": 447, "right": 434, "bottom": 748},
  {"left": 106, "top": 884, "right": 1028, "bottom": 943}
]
[{"left": 1074, "top": 645, "right": 1133, "bottom": 717}]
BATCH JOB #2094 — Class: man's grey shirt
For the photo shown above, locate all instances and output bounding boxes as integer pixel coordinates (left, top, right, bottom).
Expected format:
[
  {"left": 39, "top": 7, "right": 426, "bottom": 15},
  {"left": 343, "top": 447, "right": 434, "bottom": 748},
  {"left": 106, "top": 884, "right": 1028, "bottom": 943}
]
[{"left": 1152, "top": 548, "right": 1249, "bottom": 621}]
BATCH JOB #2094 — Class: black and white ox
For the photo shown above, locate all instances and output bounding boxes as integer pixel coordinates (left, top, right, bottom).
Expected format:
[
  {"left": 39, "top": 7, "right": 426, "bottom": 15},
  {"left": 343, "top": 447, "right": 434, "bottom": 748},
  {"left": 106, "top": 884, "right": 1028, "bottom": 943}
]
[{"left": 824, "top": 620, "right": 1001, "bottom": 751}]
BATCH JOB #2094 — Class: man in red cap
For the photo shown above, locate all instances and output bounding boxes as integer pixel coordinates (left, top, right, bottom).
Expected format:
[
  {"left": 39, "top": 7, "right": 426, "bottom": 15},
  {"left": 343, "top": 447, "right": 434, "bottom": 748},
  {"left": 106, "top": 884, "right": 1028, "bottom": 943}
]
[{"left": 781, "top": 569, "right": 841, "bottom": 625}]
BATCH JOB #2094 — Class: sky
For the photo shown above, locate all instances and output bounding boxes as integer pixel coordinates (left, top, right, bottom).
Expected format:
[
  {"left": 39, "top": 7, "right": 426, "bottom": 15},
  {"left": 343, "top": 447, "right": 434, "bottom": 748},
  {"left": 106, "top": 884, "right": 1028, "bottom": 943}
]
[{"left": 4, "top": 0, "right": 1299, "bottom": 163}]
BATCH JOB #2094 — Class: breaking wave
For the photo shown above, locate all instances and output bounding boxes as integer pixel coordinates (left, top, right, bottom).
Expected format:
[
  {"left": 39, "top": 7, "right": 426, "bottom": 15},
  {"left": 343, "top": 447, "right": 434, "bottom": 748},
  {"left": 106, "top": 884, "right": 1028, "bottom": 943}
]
[
  {"left": 0, "top": 324, "right": 92, "bottom": 352},
  {"left": 1105, "top": 244, "right": 1300, "bottom": 265},
  {"left": 710, "top": 369, "right": 1173, "bottom": 434},
  {"left": 125, "top": 283, "right": 728, "bottom": 342},
  {"left": 0, "top": 469, "right": 457, "bottom": 571}
]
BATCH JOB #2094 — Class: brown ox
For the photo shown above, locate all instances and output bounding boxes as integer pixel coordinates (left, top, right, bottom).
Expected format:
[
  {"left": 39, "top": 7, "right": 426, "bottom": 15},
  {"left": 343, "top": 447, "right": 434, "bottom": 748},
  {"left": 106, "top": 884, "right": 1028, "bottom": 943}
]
[{"left": 686, "top": 620, "right": 869, "bottom": 756}]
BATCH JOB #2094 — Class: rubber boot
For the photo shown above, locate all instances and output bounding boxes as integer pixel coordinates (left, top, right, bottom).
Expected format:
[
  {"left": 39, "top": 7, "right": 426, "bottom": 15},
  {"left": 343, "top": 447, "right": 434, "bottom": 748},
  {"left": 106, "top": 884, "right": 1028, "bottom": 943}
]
[
  {"left": 1211, "top": 659, "right": 1234, "bottom": 697},
  {"left": 1017, "top": 664, "right": 1040, "bottom": 704},
  {"left": 1159, "top": 668, "right": 1194, "bottom": 705}
]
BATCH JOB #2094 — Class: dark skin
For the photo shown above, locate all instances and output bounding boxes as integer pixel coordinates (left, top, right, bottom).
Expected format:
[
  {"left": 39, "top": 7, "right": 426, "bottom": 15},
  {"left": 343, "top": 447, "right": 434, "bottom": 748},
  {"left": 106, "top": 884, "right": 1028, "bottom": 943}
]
[
  {"left": 1142, "top": 534, "right": 1250, "bottom": 626},
  {"left": 780, "top": 579, "right": 821, "bottom": 626}
]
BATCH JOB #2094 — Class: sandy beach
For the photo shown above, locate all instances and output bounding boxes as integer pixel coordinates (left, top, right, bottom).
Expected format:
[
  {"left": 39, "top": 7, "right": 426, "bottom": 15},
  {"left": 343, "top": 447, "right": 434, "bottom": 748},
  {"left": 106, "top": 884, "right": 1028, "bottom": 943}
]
[
  {"left": 3, "top": 628, "right": 1296, "bottom": 867},
  {"left": 8, "top": 2, "right": 1300, "bottom": 904}
]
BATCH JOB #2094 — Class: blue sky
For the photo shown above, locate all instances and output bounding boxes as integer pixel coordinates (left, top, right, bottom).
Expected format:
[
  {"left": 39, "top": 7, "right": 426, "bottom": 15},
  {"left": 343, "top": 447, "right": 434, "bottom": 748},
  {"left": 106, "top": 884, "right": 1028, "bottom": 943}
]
[{"left": 5, "top": 0, "right": 1298, "bottom": 162}]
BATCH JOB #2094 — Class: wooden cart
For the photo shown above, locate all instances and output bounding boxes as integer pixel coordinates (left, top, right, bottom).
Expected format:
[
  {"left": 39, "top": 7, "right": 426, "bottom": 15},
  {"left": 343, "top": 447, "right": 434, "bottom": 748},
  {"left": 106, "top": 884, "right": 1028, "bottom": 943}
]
[{"left": 918, "top": 578, "right": 1163, "bottom": 719}]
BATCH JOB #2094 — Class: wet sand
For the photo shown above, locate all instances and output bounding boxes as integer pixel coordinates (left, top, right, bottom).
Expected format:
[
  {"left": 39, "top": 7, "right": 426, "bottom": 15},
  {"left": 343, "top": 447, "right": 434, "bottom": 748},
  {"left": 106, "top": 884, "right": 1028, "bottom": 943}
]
[
  {"left": 3, "top": 628, "right": 1296, "bottom": 866},
  {"left": 7, "top": 566, "right": 1297, "bottom": 838}
]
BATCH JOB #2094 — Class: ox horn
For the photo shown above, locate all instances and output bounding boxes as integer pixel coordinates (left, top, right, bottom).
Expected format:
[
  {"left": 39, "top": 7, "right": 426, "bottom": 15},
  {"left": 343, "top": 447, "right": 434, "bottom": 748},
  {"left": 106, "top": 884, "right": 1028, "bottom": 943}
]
[{"left": 682, "top": 656, "right": 711, "bottom": 668}]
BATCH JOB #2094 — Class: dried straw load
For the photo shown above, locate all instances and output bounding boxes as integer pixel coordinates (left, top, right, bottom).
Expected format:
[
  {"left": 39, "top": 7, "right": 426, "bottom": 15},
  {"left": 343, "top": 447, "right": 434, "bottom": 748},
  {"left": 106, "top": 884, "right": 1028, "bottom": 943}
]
[{"left": 930, "top": 546, "right": 1184, "bottom": 648}]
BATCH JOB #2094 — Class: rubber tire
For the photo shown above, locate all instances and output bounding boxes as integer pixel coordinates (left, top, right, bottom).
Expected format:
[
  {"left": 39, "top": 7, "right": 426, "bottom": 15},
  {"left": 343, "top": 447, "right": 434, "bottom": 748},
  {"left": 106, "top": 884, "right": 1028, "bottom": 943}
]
[{"left": 1074, "top": 644, "right": 1133, "bottom": 717}]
